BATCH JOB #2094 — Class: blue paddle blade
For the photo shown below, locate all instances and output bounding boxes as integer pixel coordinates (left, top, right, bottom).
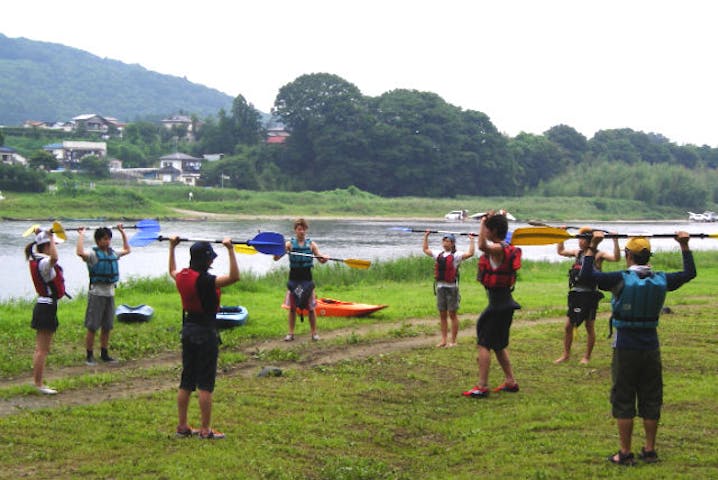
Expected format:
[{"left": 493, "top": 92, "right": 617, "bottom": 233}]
[
  {"left": 388, "top": 227, "right": 413, "bottom": 232},
  {"left": 505, "top": 230, "right": 513, "bottom": 244},
  {"left": 247, "top": 231, "right": 285, "bottom": 256},
  {"left": 135, "top": 219, "right": 160, "bottom": 232},
  {"left": 129, "top": 230, "right": 160, "bottom": 247}
]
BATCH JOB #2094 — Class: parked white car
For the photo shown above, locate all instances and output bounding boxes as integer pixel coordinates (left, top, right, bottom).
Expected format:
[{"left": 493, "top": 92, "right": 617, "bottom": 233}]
[{"left": 444, "top": 209, "right": 468, "bottom": 221}]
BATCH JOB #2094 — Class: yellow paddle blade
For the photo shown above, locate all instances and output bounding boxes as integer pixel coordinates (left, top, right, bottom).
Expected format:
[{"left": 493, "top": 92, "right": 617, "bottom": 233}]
[
  {"left": 344, "top": 258, "right": 371, "bottom": 270},
  {"left": 22, "top": 224, "right": 41, "bottom": 237},
  {"left": 510, "top": 226, "right": 572, "bottom": 246},
  {"left": 51, "top": 221, "right": 68, "bottom": 241},
  {"left": 233, "top": 244, "right": 258, "bottom": 255}
]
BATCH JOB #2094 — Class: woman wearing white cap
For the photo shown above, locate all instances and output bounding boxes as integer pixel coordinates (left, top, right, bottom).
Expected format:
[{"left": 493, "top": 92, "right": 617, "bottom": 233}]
[{"left": 25, "top": 228, "right": 68, "bottom": 395}]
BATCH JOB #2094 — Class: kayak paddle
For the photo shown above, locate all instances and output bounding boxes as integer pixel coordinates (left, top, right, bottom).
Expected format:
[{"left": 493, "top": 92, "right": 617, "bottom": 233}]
[
  {"left": 288, "top": 251, "right": 371, "bottom": 270},
  {"left": 129, "top": 231, "right": 286, "bottom": 256},
  {"left": 510, "top": 226, "right": 718, "bottom": 246},
  {"left": 527, "top": 221, "right": 609, "bottom": 233},
  {"left": 389, "top": 227, "right": 477, "bottom": 236},
  {"left": 21, "top": 221, "right": 67, "bottom": 242}
]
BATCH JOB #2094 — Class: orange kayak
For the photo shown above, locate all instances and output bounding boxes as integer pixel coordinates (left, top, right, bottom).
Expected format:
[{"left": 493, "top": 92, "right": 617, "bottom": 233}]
[{"left": 282, "top": 297, "right": 388, "bottom": 317}]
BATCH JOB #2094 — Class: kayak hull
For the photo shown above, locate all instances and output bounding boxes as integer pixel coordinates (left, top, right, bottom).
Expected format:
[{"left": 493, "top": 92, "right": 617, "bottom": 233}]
[
  {"left": 116, "top": 304, "right": 154, "bottom": 323},
  {"left": 282, "top": 297, "right": 388, "bottom": 317},
  {"left": 216, "top": 305, "right": 249, "bottom": 329}
]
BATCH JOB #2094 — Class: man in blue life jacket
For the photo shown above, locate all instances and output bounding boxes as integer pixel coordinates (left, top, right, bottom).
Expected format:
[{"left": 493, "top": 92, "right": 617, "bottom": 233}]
[
  {"left": 578, "top": 231, "right": 696, "bottom": 466},
  {"left": 76, "top": 225, "right": 131, "bottom": 365}
]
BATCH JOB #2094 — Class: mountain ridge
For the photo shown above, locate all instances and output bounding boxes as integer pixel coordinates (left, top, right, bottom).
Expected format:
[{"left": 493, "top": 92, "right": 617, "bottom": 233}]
[{"left": 0, "top": 33, "right": 234, "bottom": 125}]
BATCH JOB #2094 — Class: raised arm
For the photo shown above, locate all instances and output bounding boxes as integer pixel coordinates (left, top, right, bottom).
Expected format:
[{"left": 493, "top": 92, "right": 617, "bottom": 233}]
[
  {"left": 168, "top": 236, "right": 180, "bottom": 280},
  {"left": 117, "top": 224, "right": 131, "bottom": 257},
  {"left": 216, "top": 237, "right": 240, "bottom": 287},
  {"left": 422, "top": 230, "right": 433, "bottom": 257},
  {"left": 75, "top": 227, "right": 89, "bottom": 261},
  {"left": 461, "top": 233, "right": 476, "bottom": 260}
]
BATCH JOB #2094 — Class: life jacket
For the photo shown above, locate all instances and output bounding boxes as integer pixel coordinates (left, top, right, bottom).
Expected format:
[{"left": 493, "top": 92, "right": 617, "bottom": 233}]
[
  {"left": 29, "top": 255, "right": 67, "bottom": 300},
  {"left": 435, "top": 252, "right": 458, "bottom": 283},
  {"left": 175, "top": 268, "right": 221, "bottom": 323},
  {"left": 477, "top": 243, "right": 521, "bottom": 289},
  {"left": 568, "top": 251, "right": 598, "bottom": 289},
  {"left": 89, "top": 246, "right": 119, "bottom": 284},
  {"left": 289, "top": 237, "right": 313, "bottom": 269},
  {"left": 611, "top": 270, "right": 667, "bottom": 329}
]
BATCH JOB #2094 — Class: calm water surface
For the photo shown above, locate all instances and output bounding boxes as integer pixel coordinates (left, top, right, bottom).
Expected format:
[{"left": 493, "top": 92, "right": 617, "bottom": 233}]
[{"left": 1, "top": 218, "right": 713, "bottom": 301}]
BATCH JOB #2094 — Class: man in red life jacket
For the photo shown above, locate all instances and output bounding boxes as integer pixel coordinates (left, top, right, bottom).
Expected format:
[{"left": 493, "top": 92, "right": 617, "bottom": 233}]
[
  {"left": 169, "top": 236, "right": 239, "bottom": 440},
  {"left": 463, "top": 211, "right": 521, "bottom": 398},
  {"left": 423, "top": 231, "right": 475, "bottom": 347}
]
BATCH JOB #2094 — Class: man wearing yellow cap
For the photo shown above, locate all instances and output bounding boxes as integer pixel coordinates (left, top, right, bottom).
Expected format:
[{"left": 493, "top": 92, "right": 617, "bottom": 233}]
[
  {"left": 555, "top": 226, "right": 620, "bottom": 364},
  {"left": 579, "top": 231, "right": 696, "bottom": 465}
]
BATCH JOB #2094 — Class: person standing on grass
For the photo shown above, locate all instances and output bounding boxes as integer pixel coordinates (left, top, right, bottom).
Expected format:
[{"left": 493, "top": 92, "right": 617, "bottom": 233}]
[
  {"left": 463, "top": 211, "right": 521, "bottom": 398},
  {"left": 76, "top": 225, "right": 130, "bottom": 365},
  {"left": 554, "top": 226, "right": 620, "bottom": 364},
  {"left": 422, "top": 231, "right": 476, "bottom": 347},
  {"left": 169, "top": 237, "right": 239, "bottom": 440},
  {"left": 26, "top": 229, "right": 68, "bottom": 395},
  {"left": 579, "top": 232, "right": 695, "bottom": 465},
  {"left": 273, "top": 218, "right": 328, "bottom": 342}
]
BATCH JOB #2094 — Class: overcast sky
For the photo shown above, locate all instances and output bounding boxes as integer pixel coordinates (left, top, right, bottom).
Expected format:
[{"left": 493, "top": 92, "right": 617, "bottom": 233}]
[{"left": 4, "top": 1, "right": 717, "bottom": 146}]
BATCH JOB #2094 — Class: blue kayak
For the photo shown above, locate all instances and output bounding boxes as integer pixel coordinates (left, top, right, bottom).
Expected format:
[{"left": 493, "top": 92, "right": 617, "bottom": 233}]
[
  {"left": 116, "top": 304, "right": 154, "bottom": 323},
  {"left": 216, "top": 305, "right": 249, "bottom": 329}
]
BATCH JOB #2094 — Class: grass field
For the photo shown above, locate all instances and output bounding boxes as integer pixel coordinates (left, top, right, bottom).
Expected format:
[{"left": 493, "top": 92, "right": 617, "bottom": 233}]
[{"left": 0, "top": 252, "right": 716, "bottom": 479}]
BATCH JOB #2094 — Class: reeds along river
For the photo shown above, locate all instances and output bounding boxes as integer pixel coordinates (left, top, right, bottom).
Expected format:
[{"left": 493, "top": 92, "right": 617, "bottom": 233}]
[{"left": 1, "top": 218, "right": 714, "bottom": 302}]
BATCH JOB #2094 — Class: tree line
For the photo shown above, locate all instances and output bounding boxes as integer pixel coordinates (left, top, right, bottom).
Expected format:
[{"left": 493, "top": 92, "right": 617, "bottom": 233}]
[{"left": 3, "top": 72, "right": 718, "bottom": 209}]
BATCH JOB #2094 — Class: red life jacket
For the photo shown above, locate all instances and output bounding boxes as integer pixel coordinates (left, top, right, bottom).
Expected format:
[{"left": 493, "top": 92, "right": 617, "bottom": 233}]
[
  {"left": 175, "top": 268, "right": 221, "bottom": 314},
  {"left": 29, "top": 256, "right": 67, "bottom": 300},
  {"left": 477, "top": 243, "right": 522, "bottom": 289},
  {"left": 434, "top": 252, "right": 458, "bottom": 283}
]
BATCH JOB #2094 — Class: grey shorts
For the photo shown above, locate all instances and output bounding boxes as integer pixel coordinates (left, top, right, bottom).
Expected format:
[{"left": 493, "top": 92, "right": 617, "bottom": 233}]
[
  {"left": 436, "top": 286, "right": 460, "bottom": 312},
  {"left": 84, "top": 293, "right": 115, "bottom": 332}
]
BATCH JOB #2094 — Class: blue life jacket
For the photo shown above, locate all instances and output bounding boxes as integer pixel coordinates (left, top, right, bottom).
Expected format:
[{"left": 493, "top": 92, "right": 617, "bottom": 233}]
[
  {"left": 289, "top": 237, "right": 313, "bottom": 269},
  {"left": 611, "top": 270, "right": 667, "bottom": 329},
  {"left": 89, "top": 246, "right": 119, "bottom": 284}
]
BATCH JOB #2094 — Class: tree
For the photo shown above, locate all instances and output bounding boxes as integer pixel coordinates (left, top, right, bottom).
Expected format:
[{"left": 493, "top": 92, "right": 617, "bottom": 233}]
[
  {"left": 28, "top": 150, "right": 59, "bottom": 171},
  {"left": 509, "top": 133, "right": 565, "bottom": 191},
  {"left": 544, "top": 124, "right": 588, "bottom": 164},
  {"left": 79, "top": 155, "right": 110, "bottom": 178},
  {"left": 230, "top": 95, "right": 264, "bottom": 146}
]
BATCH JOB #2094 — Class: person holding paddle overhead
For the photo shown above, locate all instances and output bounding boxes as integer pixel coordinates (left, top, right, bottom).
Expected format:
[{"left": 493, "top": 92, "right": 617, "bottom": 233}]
[
  {"left": 274, "top": 218, "right": 328, "bottom": 341},
  {"left": 579, "top": 231, "right": 696, "bottom": 465},
  {"left": 26, "top": 228, "right": 68, "bottom": 395},
  {"left": 76, "top": 225, "right": 131, "bottom": 366},
  {"left": 463, "top": 211, "right": 521, "bottom": 398},
  {"left": 423, "top": 230, "right": 475, "bottom": 347},
  {"left": 554, "top": 226, "right": 620, "bottom": 364},
  {"left": 169, "top": 236, "right": 239, "bottom": 440}
]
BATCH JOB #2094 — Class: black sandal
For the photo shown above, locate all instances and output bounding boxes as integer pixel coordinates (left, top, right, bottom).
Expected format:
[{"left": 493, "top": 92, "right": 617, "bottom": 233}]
[
  {"left": 607, "top": 451, "right": 635, "bottom": 466},
  {"left": 638, "top": 447, "right": 659, "bottom": 463}
]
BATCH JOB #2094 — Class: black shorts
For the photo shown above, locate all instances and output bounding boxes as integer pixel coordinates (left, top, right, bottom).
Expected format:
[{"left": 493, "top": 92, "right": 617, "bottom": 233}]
[
  {"left": 31, "top": 302, "right": 59, "bottom": 332},
  {"left": 476, "top": 304, "right": 517, "bottom": 351},
  {"left": 611, "top": 348, "right": 663, "bottom": 420},
  {"left": 566, "top": 290, "right": 603, "bottom": 326},
  {"left": 180, "top": 324, "right": 220, "bottom": 393}
]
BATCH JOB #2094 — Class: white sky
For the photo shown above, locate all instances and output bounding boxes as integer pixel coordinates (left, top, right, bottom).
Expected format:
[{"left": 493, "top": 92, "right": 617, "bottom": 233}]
[{"left": 4, "top": 0, "right": 718, "bottom": 146}]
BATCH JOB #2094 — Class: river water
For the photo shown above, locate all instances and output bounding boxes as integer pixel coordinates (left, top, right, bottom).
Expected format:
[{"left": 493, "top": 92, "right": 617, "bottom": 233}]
[{"left": 2, "top": 218, "right": 714, "bottom": 301}]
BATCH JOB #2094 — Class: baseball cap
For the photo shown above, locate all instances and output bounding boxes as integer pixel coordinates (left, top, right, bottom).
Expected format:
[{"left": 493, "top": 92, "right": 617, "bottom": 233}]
[
  {"left": 190, "top": 241, "right": 217, "bottom": 262},
  {"left": 35, "top": 230, "right": 52, "bottom": 246},
  {"left": 442, "top": 233, "right": 456, "bottom": 242},
  {"left": 625, "top": 237, "right": 651, "bottom": 254}
]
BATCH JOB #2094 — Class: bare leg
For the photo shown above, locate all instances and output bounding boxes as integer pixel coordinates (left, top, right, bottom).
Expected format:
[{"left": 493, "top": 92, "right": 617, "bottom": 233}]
[
  {"left": 287, "top": 310, "right": 296, "bottom": 336},
  {"left": 495, "top": 348, "right": 516, "bottom": 385},
  {"left": 643, "top": 418, "right": 658, "bottom": 452},
  {"left": 611, "top": 417, "right": 634, "bottom": 460},
  {"left": 581, "top": 319, "right": 596, "bottom": 364},
  {"left": 33, "top": 330, "right": 53, "bottom": 387},
  {"left": 478, "top": 345, "right": 491, "bottom": 387},
  {"left": 309, "top": 310, "right": 318, "bottom": 337},
  {"left": 198, "top": 389, "right": 213, "bottom": 433},
  {"left": 177, "top": 388, "right": 191, "bottom": 429},
  {"left": 554, "top": 318, "right": 573, "bottom": 363},
  {"left": 448, "top": 311, "right": 459, "bottom": 346},
  {"left": 437, "top": 310, "right": 448, "bottom": 347},
  {"left": 99, "top": 328, "right": 111, "bottom": 349},
  {"left": 85, "top": 330, "right": 96, "bottom": 351}
]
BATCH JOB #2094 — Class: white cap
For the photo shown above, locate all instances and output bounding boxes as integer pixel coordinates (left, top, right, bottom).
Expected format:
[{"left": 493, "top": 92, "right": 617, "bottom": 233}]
[{"left": 35, "top": 230, "right": 52, "bottom": 245}]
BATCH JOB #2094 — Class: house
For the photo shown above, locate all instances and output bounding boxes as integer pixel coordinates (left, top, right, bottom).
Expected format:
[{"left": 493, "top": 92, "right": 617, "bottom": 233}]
[
  {"left": 0, "top": 146, "right": 27, "bottom": 165},
  {"left": 161, "top": 115, "right": 195, "bottom": 141},
  {"left": 158, "top": 152, "right": 204, "bottom": 186},
  {"left": 266, "top": 126, "right": 289, "bottom": 145},
  {"left": 72, "top": 114, "right": 125, "bottom": 134},
  {"left": 43, "top": 141, "right": 107, "bottom": 169}
]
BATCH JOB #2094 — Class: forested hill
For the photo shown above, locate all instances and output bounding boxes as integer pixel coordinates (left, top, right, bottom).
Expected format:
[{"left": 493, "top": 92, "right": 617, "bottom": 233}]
[{"left": 0, "top": 33, "right": 233, "bottom": 125}]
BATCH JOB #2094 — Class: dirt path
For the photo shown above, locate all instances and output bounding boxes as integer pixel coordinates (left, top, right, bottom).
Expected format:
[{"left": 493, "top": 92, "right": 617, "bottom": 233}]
[{"left": 0, "top": 315, "right": 564, "bottom": 417}]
